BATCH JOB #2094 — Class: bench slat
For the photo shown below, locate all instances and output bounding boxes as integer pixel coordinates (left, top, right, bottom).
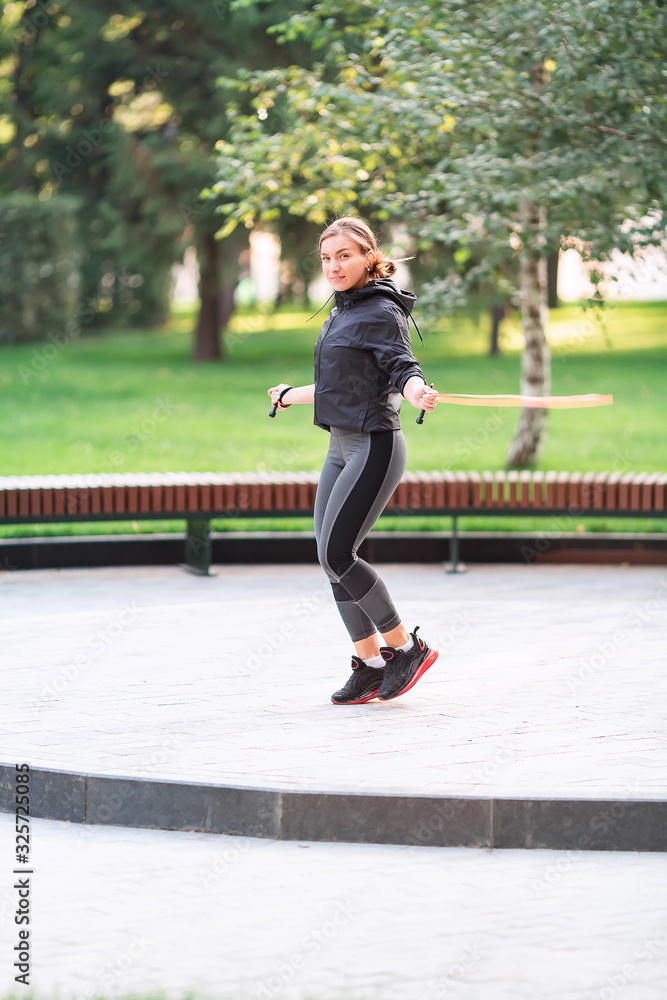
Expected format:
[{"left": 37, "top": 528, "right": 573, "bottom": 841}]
[
  {"left": 544, "top": 470, "right": 557, "bottom": 509},
  {"left": 654, "top": 474, "right": 667, "bottom": 512},
  {"left": 593, "top": 472, "right": 608, "bottom": 510},
  {"left": 630, "top": 473, "right": 648, "bottom": 512},
  {"left": 481, "top": 471, "right": 493, "bottom": 508},
  {"left": 495, "top": 470, "right": 506, "bottom": 508}
]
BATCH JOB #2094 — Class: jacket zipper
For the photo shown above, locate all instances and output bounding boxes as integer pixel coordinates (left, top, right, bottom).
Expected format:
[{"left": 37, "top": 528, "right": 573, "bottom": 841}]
[{"left": 315, "top": 308, "right": 337, "bottom": 391}]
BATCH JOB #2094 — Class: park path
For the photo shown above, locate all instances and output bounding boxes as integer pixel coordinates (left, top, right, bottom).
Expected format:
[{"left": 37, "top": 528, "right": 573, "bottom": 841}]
[
  {"left": 1, "top": 562, "right": 666, "bottom": 799},
  {"left": 1, "top": 813, "right": 667, "bottom": 999}
]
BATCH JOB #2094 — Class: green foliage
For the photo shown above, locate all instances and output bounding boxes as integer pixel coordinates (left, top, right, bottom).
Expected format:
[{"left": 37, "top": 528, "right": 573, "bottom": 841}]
[
  {"left": 212, "top": 0, "right": 667, "bottom": 310},
  {"left": 0, "top": 0, "right": 305, "bottom": 341},
  {"left": 0, "top": 3, "right": 185, "bottom": 329},
  {"left": 0, "top": 192, "right": 81, "bottom": 344}
]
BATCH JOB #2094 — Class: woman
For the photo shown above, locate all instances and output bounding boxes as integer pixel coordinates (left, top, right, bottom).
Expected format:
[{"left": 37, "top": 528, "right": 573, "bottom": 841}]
[{"left": 268, "top": 217, "right": 439, "bottom": 705}]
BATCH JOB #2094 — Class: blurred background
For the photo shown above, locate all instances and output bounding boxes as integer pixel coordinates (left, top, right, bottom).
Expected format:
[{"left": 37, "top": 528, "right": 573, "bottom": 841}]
[{"left": 1, "top": 0, "right": 665, "bottom": 537}]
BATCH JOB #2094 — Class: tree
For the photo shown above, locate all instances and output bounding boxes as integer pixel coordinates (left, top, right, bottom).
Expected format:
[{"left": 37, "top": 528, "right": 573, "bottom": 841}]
[
  {"left": 1, "top": 5, "right": 174, "bottom": 328},
  {"left": 80, "top": 0, "right": 309, "bottom": 358},
  {"left": 212, "top": 0, "right": 667, "bottom": 464},
  {"left": 0, "top": 1, "right": 302, "bottom": 357}
]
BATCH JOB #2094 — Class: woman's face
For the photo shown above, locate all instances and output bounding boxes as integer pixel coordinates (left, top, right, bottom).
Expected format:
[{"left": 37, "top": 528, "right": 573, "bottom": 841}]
[{"left": 320, "top": 234, "right": 370, "bottom": 292}]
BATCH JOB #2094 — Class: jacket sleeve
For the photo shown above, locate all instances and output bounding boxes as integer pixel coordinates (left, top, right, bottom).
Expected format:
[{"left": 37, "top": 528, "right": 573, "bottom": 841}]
[{"left": 366, "top": 307, "right": 425, "bottom": 394}]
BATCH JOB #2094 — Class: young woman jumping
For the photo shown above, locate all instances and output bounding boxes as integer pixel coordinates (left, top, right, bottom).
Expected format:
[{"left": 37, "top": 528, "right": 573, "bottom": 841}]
[{"left": 268, "top": 216, "right": 439, "bottom": 704}]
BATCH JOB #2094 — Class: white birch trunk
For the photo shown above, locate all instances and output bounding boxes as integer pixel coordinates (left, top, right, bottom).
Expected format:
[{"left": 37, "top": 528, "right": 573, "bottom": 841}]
[{"left": 506, "top": 199, "right": 550, "bottom": 469}]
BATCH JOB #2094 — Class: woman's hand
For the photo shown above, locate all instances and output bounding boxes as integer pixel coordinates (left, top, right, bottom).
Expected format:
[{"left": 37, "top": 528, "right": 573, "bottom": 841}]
[
  {"left": 404, "top": 377, "right": 438, "bottom": 412},
  {"left": 267, "top": 384, "right": 316, "bottom": 407},
  {"left": 268, "top": 383, "right": 292, "bottom": 408}
]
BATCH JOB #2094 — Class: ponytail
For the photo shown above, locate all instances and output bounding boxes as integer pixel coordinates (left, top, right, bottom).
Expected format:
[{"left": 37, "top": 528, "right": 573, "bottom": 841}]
[{"left": 367, "top": 253, "right": 397, "bottom": 279}]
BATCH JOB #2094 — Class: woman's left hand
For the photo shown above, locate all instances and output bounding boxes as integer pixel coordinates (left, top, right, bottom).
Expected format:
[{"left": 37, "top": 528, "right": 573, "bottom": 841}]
[{"left": 405, "top": 378, "right": 438, "bottom": 412}]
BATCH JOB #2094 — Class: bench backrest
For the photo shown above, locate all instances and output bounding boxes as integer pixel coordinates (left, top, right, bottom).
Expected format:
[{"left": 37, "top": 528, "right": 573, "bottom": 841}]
[{"left": 1, "top": 470, "right": 665, "bottom": 520}]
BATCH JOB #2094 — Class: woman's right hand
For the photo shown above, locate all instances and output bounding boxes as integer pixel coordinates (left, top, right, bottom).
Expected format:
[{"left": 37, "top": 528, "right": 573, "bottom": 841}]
[{"left": 268, "top": 383, "right": 291, "bottom": 408}]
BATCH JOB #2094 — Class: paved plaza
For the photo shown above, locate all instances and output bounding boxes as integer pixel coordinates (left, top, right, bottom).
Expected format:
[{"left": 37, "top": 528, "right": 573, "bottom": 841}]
[{"left": 1, "top": 562, "right": 666, "bottom": 798}]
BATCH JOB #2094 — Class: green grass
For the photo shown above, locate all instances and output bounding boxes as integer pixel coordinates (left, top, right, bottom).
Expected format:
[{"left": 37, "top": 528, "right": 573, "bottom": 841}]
[{"left": 1, "top": 299, "right": 665, "bottom": 537}]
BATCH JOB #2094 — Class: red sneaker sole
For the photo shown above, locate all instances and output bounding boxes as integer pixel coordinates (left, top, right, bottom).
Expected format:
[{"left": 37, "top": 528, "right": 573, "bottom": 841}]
[
  {"left": 378, "top": 648, "right": 439, "bottom": 702},
  {"left": 331, "top": 688, "right": 381, "bottom": 705}
]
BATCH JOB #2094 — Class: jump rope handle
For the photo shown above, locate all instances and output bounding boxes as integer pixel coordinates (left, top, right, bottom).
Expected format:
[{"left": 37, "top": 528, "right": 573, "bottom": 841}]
[
  {"left": 269, "top": 385, "right": 293, "bottom": 418},
  {"left": 416, "top": 383, "right": 434, "bottom": 425}
]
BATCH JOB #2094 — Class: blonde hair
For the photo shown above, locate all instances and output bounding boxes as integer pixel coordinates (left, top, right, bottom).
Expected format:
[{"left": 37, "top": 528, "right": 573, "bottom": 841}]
[{"left": 318, "top": 216, "right": 397, "bottom": 279}]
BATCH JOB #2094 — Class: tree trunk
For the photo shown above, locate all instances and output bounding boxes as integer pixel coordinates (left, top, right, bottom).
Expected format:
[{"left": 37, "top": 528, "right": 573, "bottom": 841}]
[
  {"left": 193, "top": 228, "right": 247, "bottom": 361},
  {"left": 489, "top": 304, "right": 505, "bottom": 356},
  {"left": 506, "top": 200, "right": 550, "bottom": 469},
  {"left": 193, "top": 231, "right": 222, "bottom": 361},
  {"left": 12, "top": 30, "right": 39, "bottom": 192},
  {"left": 547, "top": 249, "right": 560, "bottom": 309}
]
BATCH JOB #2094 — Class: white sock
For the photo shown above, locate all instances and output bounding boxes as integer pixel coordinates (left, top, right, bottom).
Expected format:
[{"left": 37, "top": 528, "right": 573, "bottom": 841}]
[
  {"left": 397, "top": 635, "right": 414, "bottom": 653},
  {"left": 363, "top": 654, "right": 385, "bottom": 669}
]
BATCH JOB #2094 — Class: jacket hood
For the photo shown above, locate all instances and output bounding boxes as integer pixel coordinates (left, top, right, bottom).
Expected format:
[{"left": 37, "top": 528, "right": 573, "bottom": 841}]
[{"left": 335, "top": 278, "right": 417, "bottom": 317}]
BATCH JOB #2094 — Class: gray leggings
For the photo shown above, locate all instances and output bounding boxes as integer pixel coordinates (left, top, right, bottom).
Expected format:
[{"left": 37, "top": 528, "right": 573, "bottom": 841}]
[{"left": 314, "top": 427, "right": 407, "bottom": 642}]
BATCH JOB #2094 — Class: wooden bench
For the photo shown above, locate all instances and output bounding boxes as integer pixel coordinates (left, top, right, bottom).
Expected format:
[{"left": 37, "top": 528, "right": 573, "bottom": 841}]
[{"left": 1, "top": 470, "right": 665, "bottom": 574}]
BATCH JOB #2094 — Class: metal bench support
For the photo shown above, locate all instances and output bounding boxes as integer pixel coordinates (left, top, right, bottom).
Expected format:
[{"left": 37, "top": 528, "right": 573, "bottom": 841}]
[
  {"left": 185, "top": 518, "right": 212, "bottom": 575},
  {"left": 445, "top": 516, "right": 466, "bottom": 574}
]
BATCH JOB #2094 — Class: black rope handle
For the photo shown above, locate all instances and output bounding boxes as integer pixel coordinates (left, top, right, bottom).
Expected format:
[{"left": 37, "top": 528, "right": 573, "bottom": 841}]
[
  {"left": 416, "top": 383, "right": 434, "bottom": 425},
  {"left": 269, "top": 385, "right": 293, "bottom": 418}
]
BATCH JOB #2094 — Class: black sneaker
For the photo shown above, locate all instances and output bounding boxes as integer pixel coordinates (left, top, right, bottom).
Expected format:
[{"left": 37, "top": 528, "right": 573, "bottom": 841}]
[
  {"left": 331, "top": 656, "right": 384, "bottom": 705},
  {"left": 377, "top": 627, "right": 438, "bottom": 701}
]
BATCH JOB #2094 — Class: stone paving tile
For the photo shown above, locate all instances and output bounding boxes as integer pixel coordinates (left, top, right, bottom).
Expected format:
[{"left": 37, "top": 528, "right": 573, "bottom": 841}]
[
  {"left": 1, "top": 814, "right": 667, "bottom": 999},
  {"left": 0, "top": 563, "right": 666, "bottom": 799}
]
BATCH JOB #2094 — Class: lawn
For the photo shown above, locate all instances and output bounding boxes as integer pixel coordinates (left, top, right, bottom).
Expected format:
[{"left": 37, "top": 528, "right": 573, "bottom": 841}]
[{"left": 1, "top": 299, "right": 665, "bottom": 537}]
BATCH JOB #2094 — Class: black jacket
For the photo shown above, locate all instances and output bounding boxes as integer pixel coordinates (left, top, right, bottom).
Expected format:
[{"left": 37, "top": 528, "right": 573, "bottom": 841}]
[{"left": 313, "top": 278, "right": 425, "bottom": 433}]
